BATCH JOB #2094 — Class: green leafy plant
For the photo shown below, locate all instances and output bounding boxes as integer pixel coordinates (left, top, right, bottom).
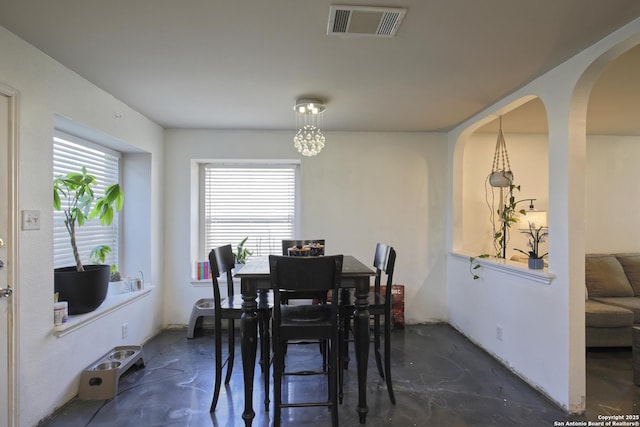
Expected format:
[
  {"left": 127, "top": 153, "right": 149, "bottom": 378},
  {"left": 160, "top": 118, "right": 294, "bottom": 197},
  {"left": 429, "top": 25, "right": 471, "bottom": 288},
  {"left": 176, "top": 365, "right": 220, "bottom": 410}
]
[
  {"left": 515, "top": 222, "right": 548, "bottom": 259},
  {"left": 89, "top": 245, "right": 121, "bottom": 281},
  {"left": 89, "top": 245, "right": 112, "bottom": 264},
  {"left": 469, "top": 254, "right": 489, "bottom": 280},
  {"left": 492, "top": 183, "right": 526, "bottom": 258},
  {"left": 473, "top": 181, "right": 527, "bottom": 279},
  {"left": 234, "top": 237, "right": 252, "bottom": 264},
  {"left": 53, "top": 167, "right": 124, "bottom": 272}
]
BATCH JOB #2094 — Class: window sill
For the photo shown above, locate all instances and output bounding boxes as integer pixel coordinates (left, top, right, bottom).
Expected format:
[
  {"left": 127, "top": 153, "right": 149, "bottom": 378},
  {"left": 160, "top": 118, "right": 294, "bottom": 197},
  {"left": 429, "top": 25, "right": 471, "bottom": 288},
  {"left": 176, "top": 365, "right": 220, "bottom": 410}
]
[
  {"left": 450, "top": 252, "right": 555, "bottom": 285},
  {"left": 190, "top": 268, "right": 244, "bottom": 287},
  {"left": 53, "top": 284, "right": 154, "bottom": 337},
  {"left": 190, "top": 278, "right": 240, "bottom": 287}
]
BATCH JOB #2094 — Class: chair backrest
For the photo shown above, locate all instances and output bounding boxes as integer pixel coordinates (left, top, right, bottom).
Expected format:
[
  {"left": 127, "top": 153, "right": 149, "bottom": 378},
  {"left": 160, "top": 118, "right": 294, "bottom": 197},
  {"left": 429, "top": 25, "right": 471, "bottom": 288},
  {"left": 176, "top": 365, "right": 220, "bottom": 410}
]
[
  {"left": 373, "top": 243, "right": 396, "bottom": 305},
  {"left": 208, "top": 244, "right": 236, "bottom": 305},
  {"left": 281, "top": 239, "right": 325, "bottom": 256},
  {"left": 269, "top": 255, "right": 343, "bottom": 302}
]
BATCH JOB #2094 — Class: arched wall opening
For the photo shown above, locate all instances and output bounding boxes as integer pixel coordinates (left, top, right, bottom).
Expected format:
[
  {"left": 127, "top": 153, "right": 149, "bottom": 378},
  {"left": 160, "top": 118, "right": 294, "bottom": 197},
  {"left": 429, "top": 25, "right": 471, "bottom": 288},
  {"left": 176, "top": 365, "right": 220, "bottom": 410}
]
[
  {"left": 585, "top": 44, "right": 640, "bottom": 253},
  {"left": 448, "top": 19, "right": 640, "bottom": 413}
]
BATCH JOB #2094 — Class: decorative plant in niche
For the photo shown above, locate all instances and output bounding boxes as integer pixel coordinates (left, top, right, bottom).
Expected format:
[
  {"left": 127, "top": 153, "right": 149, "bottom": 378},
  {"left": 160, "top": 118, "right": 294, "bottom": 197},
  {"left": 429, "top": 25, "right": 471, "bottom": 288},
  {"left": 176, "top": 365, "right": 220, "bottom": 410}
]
[
  {"left": 487, "top": 116, "right": 526, "bottom": 258},
  {"left": 515, "top": 222, "right": 548, "bottom": 260},
  {"left": 492, "top": 182, "right": 527, "bottom": 258},
  {"left": 470, "top": 116, "right": 528, "bottom": 279},
  {"left": 53, "top": 167, "right": 124, "bottom": 272}
]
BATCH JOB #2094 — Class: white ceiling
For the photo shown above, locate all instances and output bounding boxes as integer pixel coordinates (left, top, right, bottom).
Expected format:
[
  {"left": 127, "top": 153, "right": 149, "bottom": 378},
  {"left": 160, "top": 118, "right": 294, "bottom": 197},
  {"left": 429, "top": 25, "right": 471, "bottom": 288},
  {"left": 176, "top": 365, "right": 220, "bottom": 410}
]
[{"left": 0, "top": 0, "right": 639, "bottom": 134}]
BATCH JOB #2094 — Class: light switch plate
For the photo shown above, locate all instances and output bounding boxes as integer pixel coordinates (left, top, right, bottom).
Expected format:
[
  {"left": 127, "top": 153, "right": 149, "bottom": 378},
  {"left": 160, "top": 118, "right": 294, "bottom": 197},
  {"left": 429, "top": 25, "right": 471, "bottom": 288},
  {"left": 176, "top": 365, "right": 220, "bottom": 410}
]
[{"left": 22, "top": 210, "right": 41, "bottom": 230}]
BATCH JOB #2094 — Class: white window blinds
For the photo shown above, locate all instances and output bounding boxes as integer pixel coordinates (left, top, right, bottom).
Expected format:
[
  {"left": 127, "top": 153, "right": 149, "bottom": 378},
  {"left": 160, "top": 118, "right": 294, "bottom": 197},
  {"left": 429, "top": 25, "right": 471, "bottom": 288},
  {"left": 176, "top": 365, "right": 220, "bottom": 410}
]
[
  {"left": 203, "top": 163, "right": 297, "bottom": 258},
  {"left": 53, "top": 133, "right": 120, "bottom": 269}
]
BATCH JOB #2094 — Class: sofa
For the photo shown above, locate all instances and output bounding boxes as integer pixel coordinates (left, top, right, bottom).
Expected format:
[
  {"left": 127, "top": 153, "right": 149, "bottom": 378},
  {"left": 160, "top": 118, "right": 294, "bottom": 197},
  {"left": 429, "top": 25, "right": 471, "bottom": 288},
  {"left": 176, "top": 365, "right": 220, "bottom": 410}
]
[{"left": 585, "top": 253, "right": 640, "bottom": 347}]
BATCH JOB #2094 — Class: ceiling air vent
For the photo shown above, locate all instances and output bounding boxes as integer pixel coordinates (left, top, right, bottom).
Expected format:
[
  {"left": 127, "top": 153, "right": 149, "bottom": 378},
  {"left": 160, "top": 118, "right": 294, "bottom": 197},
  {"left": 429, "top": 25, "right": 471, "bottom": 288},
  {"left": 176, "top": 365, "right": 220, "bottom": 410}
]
[{"left": 328, "top": 5, "right": 407, "bottom": 38}]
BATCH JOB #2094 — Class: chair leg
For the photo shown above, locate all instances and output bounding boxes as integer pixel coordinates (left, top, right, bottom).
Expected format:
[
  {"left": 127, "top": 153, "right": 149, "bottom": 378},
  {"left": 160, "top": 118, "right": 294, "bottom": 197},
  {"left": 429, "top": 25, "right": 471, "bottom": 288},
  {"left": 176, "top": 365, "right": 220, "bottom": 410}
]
[
  {"left": 338, "top": 320, "right": 344, "bottom": 404},
  {"left": 259, "top": 312, "right": 271, "bottom": 411},
  {"left": 384, "top": 311, "right": 396, "bottom": 404},
  {"left": 225, "top": 319, "right": 235, "bottom": 384},
  {"left": 321, "top": 340, "right": 328, "bottom": 372},
  {"left": 258, "top": 313, "right": 265, "bottom": 373},
  {"left": 338, "top": 289, "right": 353, "bottom": 370},
  {"left": 373, "top": 314, "right": 384, "bottom": 378},
  {"left": 330, "top": 336, "right": 339, "bottom": 426},
  {"left": 342, "top": 314, "right": 352, "bottom": 368},
  {"left": 210, "top": 316, "right": 223, "bottom": 412},
  {"left": 274, "top": 340, "right": 284, "bottom": 427},
  {"left": 338, "top": 313, "right": 350, "bottom": 404}
]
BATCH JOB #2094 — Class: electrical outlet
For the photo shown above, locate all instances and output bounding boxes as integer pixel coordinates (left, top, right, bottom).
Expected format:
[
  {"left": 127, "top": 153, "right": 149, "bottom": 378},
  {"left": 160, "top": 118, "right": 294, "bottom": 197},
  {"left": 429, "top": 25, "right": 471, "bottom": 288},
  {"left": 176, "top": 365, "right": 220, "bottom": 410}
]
[
  {"left": 496, "top": 325, "right": 503, "bottom": 341},
  {"left": 122, "top": 323, "right": 128, "bottom": 339}
]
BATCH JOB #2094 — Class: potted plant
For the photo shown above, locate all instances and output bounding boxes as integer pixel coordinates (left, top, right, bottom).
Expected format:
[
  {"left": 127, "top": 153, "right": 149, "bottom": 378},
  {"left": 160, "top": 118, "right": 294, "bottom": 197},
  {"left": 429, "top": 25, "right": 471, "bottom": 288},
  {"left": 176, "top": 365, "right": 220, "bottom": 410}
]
[
  {"left": 234, "top": 237, "right": 252, "bottom": 265},
  {"left": 515, "top": 222, "right": 548, "bottom": 269},
  {"left": 89, "top": 245, "right": 121, "bottom": 282},
  {"left": 53, "top": 167, "right": 124, "bottom": 314}
]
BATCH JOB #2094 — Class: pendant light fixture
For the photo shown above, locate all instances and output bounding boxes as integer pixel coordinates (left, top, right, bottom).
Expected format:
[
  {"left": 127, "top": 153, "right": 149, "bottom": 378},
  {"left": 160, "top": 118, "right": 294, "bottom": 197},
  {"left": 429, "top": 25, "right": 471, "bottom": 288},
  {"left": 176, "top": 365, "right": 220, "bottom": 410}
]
[{"left": 293, "top": 98, "right": 326, "bottom": 157}]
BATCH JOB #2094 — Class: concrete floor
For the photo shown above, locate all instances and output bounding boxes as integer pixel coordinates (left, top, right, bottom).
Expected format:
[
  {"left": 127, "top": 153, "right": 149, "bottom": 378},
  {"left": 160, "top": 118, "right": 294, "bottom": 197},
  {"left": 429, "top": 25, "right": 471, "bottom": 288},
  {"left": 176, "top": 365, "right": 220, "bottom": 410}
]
[{"left": 38, "top": 324, "right": 639, "bottom": 426}]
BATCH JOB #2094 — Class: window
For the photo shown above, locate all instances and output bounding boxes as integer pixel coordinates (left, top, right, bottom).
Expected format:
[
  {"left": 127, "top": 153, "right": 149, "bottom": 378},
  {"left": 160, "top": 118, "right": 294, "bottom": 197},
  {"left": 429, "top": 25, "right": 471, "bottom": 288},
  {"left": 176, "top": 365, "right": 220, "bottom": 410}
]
[
  {"left": 53, "top": 132, "right": 120, "bottom": 269},
  {"left": 202, "top": 162, "right": 298, "bottom": 259}
]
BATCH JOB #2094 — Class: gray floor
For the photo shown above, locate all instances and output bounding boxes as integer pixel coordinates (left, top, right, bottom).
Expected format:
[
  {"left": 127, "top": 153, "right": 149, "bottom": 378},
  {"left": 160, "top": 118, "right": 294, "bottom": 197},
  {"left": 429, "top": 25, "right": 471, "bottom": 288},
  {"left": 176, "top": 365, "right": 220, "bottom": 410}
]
[{"left": 38, "top": 324, "right": 639, "bottom": 426}]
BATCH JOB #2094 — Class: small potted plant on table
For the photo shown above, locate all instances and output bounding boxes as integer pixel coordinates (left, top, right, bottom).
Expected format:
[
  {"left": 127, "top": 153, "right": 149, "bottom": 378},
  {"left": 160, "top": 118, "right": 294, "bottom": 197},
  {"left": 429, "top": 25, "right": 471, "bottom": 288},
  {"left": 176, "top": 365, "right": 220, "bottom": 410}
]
[
  {"left": 53, "top": 167, "right": 124, "bottom": 314},
  {"left": 515, "top": 222, "right": 548, "bottom": 269},
  {"left": 234, "top": 237, "right": 252, "bottom": 267}
]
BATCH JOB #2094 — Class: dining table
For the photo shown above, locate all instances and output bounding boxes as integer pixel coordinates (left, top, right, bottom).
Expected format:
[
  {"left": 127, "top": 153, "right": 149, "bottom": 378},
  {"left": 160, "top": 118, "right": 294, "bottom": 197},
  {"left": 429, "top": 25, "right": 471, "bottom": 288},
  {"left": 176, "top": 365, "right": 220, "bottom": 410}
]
[{"left": 234, "top": 254, "right": 376, "bottom": 426}]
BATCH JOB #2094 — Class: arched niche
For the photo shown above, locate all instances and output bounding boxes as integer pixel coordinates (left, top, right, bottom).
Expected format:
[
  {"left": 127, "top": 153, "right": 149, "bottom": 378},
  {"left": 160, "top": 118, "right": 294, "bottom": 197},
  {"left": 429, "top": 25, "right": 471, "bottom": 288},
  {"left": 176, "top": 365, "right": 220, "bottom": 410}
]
[{"left": 456, "top": 97, "right": 550, "bottom": 260}]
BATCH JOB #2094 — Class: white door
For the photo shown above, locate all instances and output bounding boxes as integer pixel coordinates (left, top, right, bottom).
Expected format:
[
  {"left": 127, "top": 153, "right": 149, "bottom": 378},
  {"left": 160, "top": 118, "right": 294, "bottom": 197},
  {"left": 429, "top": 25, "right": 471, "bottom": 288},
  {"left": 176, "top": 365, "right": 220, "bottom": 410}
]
[{"left": 0, "top": 85, "right": 17, "bottom": 427}]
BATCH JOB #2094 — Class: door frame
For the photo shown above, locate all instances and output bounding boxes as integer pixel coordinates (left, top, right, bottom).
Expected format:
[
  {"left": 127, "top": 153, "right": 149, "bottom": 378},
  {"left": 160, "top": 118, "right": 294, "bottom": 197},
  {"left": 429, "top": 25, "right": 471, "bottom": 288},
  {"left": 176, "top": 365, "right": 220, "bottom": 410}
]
[{"left": 1, "top": 82, "right": 20, "bottom": 427}]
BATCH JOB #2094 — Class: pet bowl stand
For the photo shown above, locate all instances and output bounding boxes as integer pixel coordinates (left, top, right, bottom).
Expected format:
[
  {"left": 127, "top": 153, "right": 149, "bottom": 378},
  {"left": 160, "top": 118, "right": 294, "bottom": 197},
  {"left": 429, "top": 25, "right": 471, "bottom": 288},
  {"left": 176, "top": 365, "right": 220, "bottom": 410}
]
[{"left": 78, "top": 345, "right": 144, "bottom": 400}]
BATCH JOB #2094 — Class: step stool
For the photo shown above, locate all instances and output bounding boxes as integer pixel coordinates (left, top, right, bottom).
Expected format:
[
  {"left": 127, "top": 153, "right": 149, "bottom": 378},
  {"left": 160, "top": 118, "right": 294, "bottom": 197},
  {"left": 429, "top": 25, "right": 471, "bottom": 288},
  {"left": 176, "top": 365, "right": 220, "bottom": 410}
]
[
  {"left": 78, "top": 345, "right": 144, "bottom": 400},
  {"left": 187, "top": 298, "right": 215, "bottom": 338}
]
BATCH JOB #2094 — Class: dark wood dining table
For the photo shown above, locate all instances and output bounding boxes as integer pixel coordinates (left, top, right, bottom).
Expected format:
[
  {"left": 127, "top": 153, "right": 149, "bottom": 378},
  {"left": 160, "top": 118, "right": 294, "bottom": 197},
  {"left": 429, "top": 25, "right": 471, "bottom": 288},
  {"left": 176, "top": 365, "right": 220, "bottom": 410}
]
[{"left": 234, "top": 255, "right": 376, "bottom": 425}]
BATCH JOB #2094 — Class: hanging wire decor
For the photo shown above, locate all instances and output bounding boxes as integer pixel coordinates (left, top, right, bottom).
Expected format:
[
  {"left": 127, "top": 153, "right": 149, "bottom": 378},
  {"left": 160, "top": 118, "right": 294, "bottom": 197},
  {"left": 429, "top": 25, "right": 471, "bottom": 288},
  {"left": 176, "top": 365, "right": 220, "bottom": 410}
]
[{"left": 489, "top": 116, "right": 513, "bottom": 187}]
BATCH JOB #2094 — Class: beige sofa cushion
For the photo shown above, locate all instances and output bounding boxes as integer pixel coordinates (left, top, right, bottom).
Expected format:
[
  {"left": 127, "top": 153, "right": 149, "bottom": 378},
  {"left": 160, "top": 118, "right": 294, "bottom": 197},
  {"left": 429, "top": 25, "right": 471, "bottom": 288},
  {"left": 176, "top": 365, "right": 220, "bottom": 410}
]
[
  {"left": 591, "top": 297, "right": 640, "bottom": 323},
  {"left": 615, "top": 253, "right": 640, "bottom": 296},
  {"left": 585, "top": 254, "right": 634, "bottom": 297},
  {"left": 585, "top": 300, "right": 634, "bottom": 327}
]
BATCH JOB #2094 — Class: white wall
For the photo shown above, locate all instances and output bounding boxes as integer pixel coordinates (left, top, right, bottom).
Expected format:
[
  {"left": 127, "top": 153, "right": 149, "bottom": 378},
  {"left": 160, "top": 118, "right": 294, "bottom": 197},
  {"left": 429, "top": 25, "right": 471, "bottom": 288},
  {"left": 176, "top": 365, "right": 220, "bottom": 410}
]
[
  {"left": 586, "top": 135, "right": 640, "bottom": 253},
  {"left": 0, "top": 26, "right": 165, "bottom": 426},
  {"left": 163, "top": 129, "right": 448, "bottom": 326}
]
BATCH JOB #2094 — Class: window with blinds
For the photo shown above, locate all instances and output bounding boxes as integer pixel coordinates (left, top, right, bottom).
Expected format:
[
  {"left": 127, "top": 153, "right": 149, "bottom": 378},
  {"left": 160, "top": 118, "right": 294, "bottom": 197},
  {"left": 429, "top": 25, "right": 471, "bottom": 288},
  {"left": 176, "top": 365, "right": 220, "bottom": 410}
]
[
  {"left": 203, "top": 163, "right": 298, "bottom": 259},
  {"left": 53, "top": 132, "right": 120, "bottom": 269}
]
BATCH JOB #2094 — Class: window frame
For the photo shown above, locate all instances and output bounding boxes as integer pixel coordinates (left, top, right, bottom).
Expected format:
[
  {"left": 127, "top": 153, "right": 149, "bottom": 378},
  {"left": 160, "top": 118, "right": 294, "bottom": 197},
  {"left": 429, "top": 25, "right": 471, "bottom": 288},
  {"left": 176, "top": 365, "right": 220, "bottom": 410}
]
[
  {"left": 198, "top": 160, "right": 300, "bottom": 261},
  {"left": 53, "top": 130, "right": 122, "bottom": 270}
]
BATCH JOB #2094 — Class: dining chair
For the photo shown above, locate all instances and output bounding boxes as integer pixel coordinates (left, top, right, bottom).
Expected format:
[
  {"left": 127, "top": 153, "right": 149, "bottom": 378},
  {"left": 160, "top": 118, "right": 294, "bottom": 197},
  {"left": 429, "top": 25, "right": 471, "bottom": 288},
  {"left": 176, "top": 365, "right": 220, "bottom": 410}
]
[
  {"left": 208, "top": 244, "right": 273, "bottom": 413},
  {"left": 339, "top": 243, "right": 397, "bottom": 404},
  {"left": 281, "top": 239, "right": 328, "bottom": 366},
  {"left": 269, "top": 254, "right": 343, "bottom": 427}
]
